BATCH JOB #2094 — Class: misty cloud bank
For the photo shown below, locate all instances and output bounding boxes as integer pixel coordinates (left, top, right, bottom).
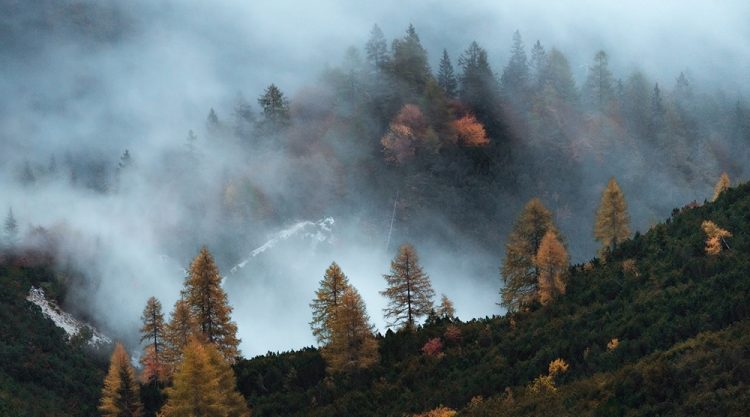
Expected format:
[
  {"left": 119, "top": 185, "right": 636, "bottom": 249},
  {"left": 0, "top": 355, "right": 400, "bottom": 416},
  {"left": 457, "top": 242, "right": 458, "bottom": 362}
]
[{"left": 1, "top": 0, "right": 749, "bottom": 356}]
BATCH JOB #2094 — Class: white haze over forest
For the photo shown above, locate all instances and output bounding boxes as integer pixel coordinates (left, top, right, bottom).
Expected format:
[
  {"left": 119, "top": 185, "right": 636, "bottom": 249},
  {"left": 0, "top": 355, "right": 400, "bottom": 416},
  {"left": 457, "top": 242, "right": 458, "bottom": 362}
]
[{"left": 1, "top": 0, "right": 749, "bottom": 356}]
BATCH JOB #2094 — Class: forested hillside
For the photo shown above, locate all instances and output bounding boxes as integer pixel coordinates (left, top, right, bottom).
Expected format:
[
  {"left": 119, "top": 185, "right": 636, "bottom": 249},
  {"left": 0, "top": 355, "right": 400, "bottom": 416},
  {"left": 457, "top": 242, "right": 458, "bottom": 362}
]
[
  {"left": 232, "top": 181, "right": 750, "bottom": 417},
  {"left": 1, "top": 2, "right": 750, "bottom": 416}
]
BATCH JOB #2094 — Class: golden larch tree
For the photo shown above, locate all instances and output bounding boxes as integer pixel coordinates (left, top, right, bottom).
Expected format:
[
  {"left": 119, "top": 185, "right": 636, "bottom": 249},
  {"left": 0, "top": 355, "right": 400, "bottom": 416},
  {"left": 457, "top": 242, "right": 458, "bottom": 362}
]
[
  {"left": 501, "top": 198, "right": 559, "bottom": 312},
  {"left": 711, "top": 172, "right": 730, "bottom": 202},
  {"left": 323, "top": 286, "right": 379, "bottom": 374},
  {"left": 436, "top": 294, "right": 456, "bottom": 319},
  {"left": 702, "top": 220, "right": 732, "bottom": 255},
  {"left": 535, "top": 231, "right": 569, "bottom": 305},
  {"left": 139, "top": 296, "right": 167, "bottom": 383},
  {"left": 163, "top": 299, "right": 198, "bottom": 369},
  {"left": 99, "top": 343, "right": 142, "bottom": 417},
  {"left": 594, "top": 177, "right": 630, "bottom": 254},
  {"left": 160, "top": 339, "right": 249, "bottom": 417},
  {"left": 184, "top": 246, "right": 240, "bottom": 362},
  {"left": 381, "top": 243, "right": 435, "bottom": 329},
  {"left": 310, "top": 261, "right": 351, "bottom": 345}
]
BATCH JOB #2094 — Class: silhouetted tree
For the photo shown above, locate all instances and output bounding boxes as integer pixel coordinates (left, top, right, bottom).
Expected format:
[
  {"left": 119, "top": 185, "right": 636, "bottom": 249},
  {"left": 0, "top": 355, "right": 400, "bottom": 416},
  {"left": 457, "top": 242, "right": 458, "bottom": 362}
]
[{"left": 381, "top": 243, "right": 435, "bottom": 329}]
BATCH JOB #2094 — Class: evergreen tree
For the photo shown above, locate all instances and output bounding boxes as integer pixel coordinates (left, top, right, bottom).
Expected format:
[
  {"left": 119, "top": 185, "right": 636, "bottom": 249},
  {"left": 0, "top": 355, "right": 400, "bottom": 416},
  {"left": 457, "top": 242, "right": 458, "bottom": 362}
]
[
  {"left": 139, "top": 297, "right": 166, "bottom": 383},
  {"left": 184, "top": 247, "right": 240, "bottom": 362},
  {"left": 538, "top": 48, "right": 577, "bottom": 103},
  {"left": 365, "top": 24, "right": 389, "bottom": 70},
  {"left": 185, "top": 129, "right": 198, "bottom": 155},
  {"left": 388, "top": 24, "right": 432, "bottom": 93},
  {"left": 3, "top": 208, "right": 18, "bottom": 247},
  {"left": 623, "top": 71, "right": 651, "bottom": 138},
  {"left": 206, "top": 108, "right": 221, "bottom": 133},
  {"left": 381, "top": 243, "right": 435, "bottom": 329},
  {"left": 535, "top": 231, "right": 568, "bottom": 305},
  {"left": 310, "top": 262, "right": 351, "bottom": 345},
  {"left": 594, "top": 177, "right": 630, "bottom": 254},
  {"left": 711, "top": 172, "right": 730, "bottom": 202},
  {"left": 583, "top": 50, "right": 614, "bottom": 111},
  {"left": 500, "top": 30, "right": 529, "bottom": 101},
  {"left": 436, "top": 294, "right": 456, "bottom": 319},
  {"left": 648, "top": 83, "right": 666, "bottom": 138},
  {"left": 164, "top": 299, "right": 197, "bottom": 368},
  {"left": 323, "top": 286, "right": 379, "bottom": 374},
  {"left": 257, "top": 84, "right": 290, "bottom": 131},
  {"left": 458, "top": 41, "right": 497, "bottom": 106},
  {"left": 500, "top": 198, "right": 558, "bottom": 312},
  {"left": 160, "top": 339, "right": 250, "bottom": 417},
  {"left": 232, "top": 94, "right": 255, "bottom": 139},
  {"left": 529, "top": 40, "right": 547, "bottom": 91},
  {"left": 99, "top": 343, "right": 142, "bottom": 417},
  {"left": 437, "top": 49, "right": 458, "bottom": 98},
  {"left": 20, "top": 160, "right": 36, "bottom": 185}
]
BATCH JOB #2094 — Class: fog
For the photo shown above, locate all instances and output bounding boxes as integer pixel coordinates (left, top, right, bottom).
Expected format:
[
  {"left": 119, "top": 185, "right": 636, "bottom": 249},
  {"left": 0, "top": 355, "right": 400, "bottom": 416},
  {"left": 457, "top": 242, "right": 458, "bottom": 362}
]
[{"left": 1, "top": 0, "right": 748, "bottom": 356}]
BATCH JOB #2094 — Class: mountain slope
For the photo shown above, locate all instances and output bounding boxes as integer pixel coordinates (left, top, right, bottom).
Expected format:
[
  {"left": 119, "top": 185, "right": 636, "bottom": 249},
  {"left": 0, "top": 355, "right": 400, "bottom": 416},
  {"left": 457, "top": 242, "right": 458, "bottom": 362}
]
[
  {"left": 0, "top": 259, "right": 105, "bottom": 417},
  {"left": 234, "top": 182, "right": 750, "bottom": 416}
]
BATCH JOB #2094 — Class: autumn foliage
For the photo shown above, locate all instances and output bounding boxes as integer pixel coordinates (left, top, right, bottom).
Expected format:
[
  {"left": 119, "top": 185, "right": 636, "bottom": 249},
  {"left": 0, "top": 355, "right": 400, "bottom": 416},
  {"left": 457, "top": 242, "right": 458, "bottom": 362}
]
[
  {"left": 594, "top": 177, "right": 630, "bottom": 254},
  {"left": 501, "top": 198, "right": 559, "bottom": 311},
  {"left": 382, "top": 243, "right": 435, "bottom": 329},
  {"left": 310, "top": 262, "right": 351, "bottom": 345},
  {"left": 322, "top": 286, "right": 379, "bottom": 374},
  {"left": 381, "top": 104, "right": 434, "bottom": 163},
  {"left": 711, "top": 172, "right": 730, "bottom": 202},
  {"left": 534, "top": 230, "right": 568, "bottom": 305},
  {"left": 452, "top": 114, "right": 489, "bottom": 146},
  {"left": 702, "top": 220, "right": 732, "bottom": 255},
  {"left": 99, "top": 343, "right": 142, "bottom": 417}
]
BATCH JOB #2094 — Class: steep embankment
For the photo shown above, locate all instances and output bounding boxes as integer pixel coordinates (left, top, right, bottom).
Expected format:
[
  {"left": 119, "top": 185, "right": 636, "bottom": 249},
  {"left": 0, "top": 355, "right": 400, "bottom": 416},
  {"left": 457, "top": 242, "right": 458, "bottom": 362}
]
[
  {"left": 0, "top": 259, "right": 105, "bottom": 417},
  {"left": 235, "top": 182, "right": 750, "bottom": 416}
]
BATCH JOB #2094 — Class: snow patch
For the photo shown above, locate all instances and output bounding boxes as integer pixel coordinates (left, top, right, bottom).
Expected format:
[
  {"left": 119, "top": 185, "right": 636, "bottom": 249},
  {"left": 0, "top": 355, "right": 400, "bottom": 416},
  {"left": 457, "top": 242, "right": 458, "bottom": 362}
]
[
  {"left": 229, "top": 217, "right": 334, "bottom": 274},
  {"left": 27, "top": 286, "right": 112, "bottom": 347}
]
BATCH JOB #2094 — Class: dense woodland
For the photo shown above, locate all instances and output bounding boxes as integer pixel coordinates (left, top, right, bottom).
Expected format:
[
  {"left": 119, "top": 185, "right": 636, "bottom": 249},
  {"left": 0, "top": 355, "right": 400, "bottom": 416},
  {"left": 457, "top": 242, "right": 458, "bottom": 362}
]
[{"left": 2, "top": 7, "right": 750, "bottom": 417}]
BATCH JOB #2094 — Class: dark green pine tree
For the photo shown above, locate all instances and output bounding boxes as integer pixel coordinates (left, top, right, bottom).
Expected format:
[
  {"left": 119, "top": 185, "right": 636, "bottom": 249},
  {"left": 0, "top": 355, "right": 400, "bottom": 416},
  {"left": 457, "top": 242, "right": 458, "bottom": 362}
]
[
  {"left": 388, "top": 24, "right": 432, "bottom": 93},
  {"left": 437, "top": 49, "right": 458, "bottom": 98},
  {"left": 500, "top": 30, "right": 530, "bottom": 102},
  {"left": 529, "top": 40, "right": 547, "bottom": 91},
  {"left": 365, "top": 24, "right": 389, "bottom": 70},
  {"left": 257, "top": 84, "right": 291, "bottom": 132},
  {"left": 583, "top": 50, "right": 615, "bottom": 111}
]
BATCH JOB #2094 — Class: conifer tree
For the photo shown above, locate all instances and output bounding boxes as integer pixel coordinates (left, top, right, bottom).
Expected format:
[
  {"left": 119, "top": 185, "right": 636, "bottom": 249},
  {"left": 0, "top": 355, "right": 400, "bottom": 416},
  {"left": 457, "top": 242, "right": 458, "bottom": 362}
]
[
  {"left": 163, "top": 299, "right": 197, "bottom": 368},
  {"left": 594, "top": 177, "right": 630, "bottom": 254},
  {"left": 257, "top": 84, "right": 290, "bottom": 130},
  {"left": 206, "top": 108, "right": 221, "bottom": 133},
  {"left": 139, "top": 296, "right": 167, "bottom": 383},
  {"left": 160, "top": 339, "right": 250, "bottom": 417},
  {"left": 535, "top": 231, "right": 568, "bottom": 305},
  {"left": 529, "top": 40, "right": 547, "bottom": 90},
  {"left": 436, "top": 294, "right": 456, "bottom": 319},
  {"left": 310, "top": 262, "right": 351, "bottom": 345},
  {"left": 205, "top": 342, "right": 252, "bottom": 417},
  {"left": 365, "top": 24, "right": 389, "bottom": 70},
  {"left": 538, "top": 48, "right": 577, "bottom": 103},
  {"left": 99, "top": 343, "right": 142, "bottom": 417},
  {"left": 323, "top": 286, "right": 379, "bottom": 374},
  {"left": 437, "top": 49, "right": 458, "bottom": 98},
  {"left": 388, "top": 24, "right": 432, "bottom": 92},
  {"left": 184, "top": 247, "right": 240, "bottom": 362},
  {"left": 702, "top": 220, "right": 732, "bottom": 255},
  {"left": 583, "top": 50, "right": 614, "bottom": 111},
  {"left": 500, "top": 30, "right": 529, "bottom": 100},
  {"left": 4, "top": 208, "right": 18, "bottom": 247},
  {"left": 711, "top": 172, "right": 730, "bottom": 202},
  {"left": 501, "top": 198, "right": 558, "bottom": 312},
  {"left": 381, "top": 243, "right": 435, "bottom": 329}
]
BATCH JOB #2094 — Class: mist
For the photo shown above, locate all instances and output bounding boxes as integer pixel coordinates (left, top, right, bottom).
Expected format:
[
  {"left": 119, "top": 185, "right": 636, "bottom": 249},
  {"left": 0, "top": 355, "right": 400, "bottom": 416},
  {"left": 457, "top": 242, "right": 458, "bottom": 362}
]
[{"left": 1, "top": 0, "right": 749, "bottom": 357}]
